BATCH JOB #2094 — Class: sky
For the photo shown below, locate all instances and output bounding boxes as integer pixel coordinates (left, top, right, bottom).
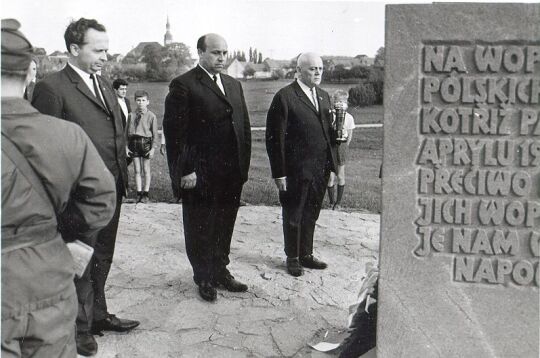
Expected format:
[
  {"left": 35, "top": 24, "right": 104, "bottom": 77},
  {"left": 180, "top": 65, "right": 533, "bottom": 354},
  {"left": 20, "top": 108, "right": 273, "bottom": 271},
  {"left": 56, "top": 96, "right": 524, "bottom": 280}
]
[
  {"left": 3, "top": 0, "right": 532, "bottom": 60},
  {"left": 2, "top": 0, "right": 391, "bottom": 60}
]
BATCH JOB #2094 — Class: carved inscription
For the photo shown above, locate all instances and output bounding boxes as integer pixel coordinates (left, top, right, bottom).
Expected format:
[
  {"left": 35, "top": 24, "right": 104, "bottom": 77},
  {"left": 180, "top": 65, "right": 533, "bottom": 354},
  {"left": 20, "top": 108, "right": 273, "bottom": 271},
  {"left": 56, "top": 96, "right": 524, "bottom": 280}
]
[{"left": 415, "top": 43, "right": 540, "bottom": 287}]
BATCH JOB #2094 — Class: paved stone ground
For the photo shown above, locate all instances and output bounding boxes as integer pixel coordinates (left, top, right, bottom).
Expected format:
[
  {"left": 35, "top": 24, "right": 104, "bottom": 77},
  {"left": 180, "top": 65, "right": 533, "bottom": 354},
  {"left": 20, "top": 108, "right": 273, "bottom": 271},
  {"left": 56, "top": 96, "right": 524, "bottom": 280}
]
[{"left": 90, "top": 203, "right": 379, "bottom": 358}]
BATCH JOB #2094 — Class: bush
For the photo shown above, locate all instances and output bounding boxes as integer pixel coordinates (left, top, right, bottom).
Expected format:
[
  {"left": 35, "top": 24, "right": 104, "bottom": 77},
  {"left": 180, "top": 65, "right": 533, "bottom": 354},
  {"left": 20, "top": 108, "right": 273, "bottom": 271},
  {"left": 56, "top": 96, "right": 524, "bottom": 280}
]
[
  {"left": 367, "top": 67, "right": 384, "bottom": 104},
  {"left": 348, "top": 83, "right": 377, "bottom": 107},
  {"left": 243, "top": 66, "right": 255, "bottom": 79}
]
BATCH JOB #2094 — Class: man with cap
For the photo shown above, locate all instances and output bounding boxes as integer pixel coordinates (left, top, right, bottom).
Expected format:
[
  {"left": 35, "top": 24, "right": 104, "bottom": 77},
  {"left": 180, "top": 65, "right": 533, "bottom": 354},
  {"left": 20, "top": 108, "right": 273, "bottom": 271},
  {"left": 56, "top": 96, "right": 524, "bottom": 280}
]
[
  {"left": 1, "top": 19, "right": 117, "bottom": 357},
  {"left": 32, "top": 18, "right": 139, "bottom": 356}
]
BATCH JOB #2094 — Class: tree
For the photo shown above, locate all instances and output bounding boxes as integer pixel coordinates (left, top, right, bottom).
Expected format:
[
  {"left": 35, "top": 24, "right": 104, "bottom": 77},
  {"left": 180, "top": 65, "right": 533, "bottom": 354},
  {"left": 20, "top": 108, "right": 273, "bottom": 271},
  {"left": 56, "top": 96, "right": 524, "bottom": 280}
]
[
  {"left": 243, "top": 65, "right": 255, "bottom": 78},
  {"left": 350, "top": 65, "right": 370, "bottom": 79},
  {"left": 165, "top": 43, "right": 192, "bottom": 70},
  {"left": 253, "top": 48, "right": 258, "bottom": 63},
  {"left": 241, "top": 51, "right": 246, "bottom": 62},
  {"left": 141, "top": 43, "right": 164, "bottom": 81},
  {"left": 140, "top": 42, "right": 193, "bottom": 81},
  {"left": 249, "top": 47, "right": 253, "bottom": 62},
  {"left": 258, "top": 52, "right": 263, "bottom": 64},
  {"left": 374, "top": 47, "right": 385, "bottom": 67},
  {"left": 32, "top": 47, "right": 47, "bottom": 56}
]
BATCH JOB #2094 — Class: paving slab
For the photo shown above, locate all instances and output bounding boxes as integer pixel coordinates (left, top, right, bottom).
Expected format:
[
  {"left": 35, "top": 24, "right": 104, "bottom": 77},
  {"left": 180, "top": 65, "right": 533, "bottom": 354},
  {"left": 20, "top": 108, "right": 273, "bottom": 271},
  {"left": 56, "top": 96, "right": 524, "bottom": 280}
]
[{"left": 89, "top": 203, "right": 379, "bottom": 358}]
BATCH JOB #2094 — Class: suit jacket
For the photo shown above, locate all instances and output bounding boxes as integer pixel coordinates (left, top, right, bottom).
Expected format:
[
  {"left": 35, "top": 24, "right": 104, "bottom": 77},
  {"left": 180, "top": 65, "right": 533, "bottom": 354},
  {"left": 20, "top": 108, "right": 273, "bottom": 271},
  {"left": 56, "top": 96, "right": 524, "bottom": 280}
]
[
  {"left": 163, "top": 66, "right": 251, "bottom": 197},
  {"left": 32, "top": 64, "right": 128, "bottom": 193},
  {"left": 266, "top": 80, "right": 337, "bottom": 181}
]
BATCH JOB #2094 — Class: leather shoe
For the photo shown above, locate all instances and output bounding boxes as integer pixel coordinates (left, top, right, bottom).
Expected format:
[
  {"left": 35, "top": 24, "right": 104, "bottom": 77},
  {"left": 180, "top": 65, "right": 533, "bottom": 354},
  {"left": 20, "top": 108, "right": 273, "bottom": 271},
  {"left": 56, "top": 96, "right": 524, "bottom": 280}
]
[
  {"left": 92, "top": 314, "right": 140, "bottom": 334},
  {"left": 76, "top": 332, "right": 98, "bottom": 356},
  {"left": 214, "top": 274, "right": 248, "bottom": 292},
  {"left": 300, "top": 255, "right": 327, "bottom": 269},
  {"left": 198, "top": 281, "right": 217, "bottom": 301},
  {"left": 286, "top": 257, "right": 304, "bottom": 277}
]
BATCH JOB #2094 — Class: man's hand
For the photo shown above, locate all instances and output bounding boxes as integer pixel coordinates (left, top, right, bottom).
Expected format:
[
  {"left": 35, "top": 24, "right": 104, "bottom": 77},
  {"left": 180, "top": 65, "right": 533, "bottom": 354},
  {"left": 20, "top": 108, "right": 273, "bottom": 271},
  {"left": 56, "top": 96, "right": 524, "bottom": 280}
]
[
  {"left": 160, "top": 144, "right": 166, "bottom": 156},
  {"left": 126, "top": 147, "right": 132, "bottom": 158},
  {"left": 148, "top": 148, "right": 155, "bottom": 159},
  {"left": 181, "top": 172, "right": 197, "bottom": 189},
  {"left": 274, "top": 177, "right": 287, "bottom": 191}
]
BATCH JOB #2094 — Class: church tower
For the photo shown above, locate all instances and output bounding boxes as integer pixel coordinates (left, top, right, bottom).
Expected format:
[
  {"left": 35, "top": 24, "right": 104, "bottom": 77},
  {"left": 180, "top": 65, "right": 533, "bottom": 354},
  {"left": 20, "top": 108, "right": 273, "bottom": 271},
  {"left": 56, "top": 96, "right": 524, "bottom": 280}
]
[{"left": 164, "top": 16, "right": 173, "bottom": 46}]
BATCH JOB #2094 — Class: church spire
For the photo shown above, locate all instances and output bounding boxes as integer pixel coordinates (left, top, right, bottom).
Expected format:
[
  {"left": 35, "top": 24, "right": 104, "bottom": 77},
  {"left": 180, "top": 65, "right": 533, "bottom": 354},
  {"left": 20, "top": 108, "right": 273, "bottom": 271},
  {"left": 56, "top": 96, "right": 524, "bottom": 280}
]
[{"left": 164, "top": 15, "right": 173, "bottom": 46}]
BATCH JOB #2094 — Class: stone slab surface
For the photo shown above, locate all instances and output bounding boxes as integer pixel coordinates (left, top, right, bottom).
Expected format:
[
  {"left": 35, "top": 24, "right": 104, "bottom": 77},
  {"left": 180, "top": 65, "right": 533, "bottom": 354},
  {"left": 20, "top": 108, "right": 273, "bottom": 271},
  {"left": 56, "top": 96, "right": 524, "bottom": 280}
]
[
  {"left": 87, "top": 203, "right": 380, "bottom": 357},
  {"left": 380, "top": 3, "right": 540, "bottom": 357}
]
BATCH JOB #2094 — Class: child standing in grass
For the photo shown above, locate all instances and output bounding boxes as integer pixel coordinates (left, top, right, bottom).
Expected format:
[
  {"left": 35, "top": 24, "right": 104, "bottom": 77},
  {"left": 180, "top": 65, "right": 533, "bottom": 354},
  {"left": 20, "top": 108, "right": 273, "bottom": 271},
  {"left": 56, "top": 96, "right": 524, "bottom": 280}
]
[
  {"left": 328, "top": 89, "right": 355, "bottom": 209},
  {"left": 126, "top": 90, "right": 158, "bottom": 203}
]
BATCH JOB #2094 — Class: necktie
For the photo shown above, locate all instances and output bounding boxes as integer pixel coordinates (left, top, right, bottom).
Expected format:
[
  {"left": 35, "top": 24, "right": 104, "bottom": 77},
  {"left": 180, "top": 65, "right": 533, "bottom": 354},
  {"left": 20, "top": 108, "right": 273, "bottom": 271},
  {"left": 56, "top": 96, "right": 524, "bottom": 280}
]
[
  {"left": 91, "top": 74, "right": 107, "bottom": 109},
  {"left": 311, "top": 87, "right": 319, "bottom": 112},
  {"left": 213, "top": 74, "right": 225, "bottom": 95},
  {"left": 134, "top": 110, "right": 143, "bottom": 129}
]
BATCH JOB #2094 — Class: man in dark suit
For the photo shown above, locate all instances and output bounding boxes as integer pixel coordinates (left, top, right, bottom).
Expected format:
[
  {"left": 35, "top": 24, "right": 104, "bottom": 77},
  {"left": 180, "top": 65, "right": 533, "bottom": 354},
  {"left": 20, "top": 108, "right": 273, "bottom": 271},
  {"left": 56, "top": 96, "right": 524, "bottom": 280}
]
[
  {"left": 32, "top": 18, "right": 139, "bottom": 356},
  {"left": 266, "top": 52, "right": 337, "bottom": 277},
  {"left": 112, "top": 78, "right": 130, "bottom": 128},
  {"left": 163, "top": 33, "right": 251, "bottom": 302}
]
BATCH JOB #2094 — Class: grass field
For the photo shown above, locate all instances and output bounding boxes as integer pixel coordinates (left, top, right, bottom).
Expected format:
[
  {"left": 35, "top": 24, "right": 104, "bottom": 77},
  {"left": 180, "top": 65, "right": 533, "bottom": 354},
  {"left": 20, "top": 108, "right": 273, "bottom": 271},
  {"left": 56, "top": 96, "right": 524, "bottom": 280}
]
[
  {"left": 127, "top": 80, "right": 382, "bottom": 213},
  {"left": 127, "top": 80, "right": 383, "bottom": 127}
]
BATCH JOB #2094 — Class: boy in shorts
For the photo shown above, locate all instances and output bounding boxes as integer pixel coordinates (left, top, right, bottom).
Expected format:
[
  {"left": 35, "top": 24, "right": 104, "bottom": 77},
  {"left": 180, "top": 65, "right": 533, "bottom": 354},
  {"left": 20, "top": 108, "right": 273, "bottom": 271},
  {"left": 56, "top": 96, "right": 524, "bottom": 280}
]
[
  {"left": 126, "top": 90, "right": 158, "bottom": 203},
  {"left": 328, "top": 89, "right": 355, "bottom": 209}
]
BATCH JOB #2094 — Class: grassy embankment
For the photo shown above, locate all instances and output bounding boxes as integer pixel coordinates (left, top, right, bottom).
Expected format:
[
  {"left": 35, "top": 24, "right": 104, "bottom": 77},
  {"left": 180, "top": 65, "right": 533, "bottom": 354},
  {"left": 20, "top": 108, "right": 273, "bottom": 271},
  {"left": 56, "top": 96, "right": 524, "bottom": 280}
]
[{"left": 127, "top": 80, "right": 382, "bottom": 213}]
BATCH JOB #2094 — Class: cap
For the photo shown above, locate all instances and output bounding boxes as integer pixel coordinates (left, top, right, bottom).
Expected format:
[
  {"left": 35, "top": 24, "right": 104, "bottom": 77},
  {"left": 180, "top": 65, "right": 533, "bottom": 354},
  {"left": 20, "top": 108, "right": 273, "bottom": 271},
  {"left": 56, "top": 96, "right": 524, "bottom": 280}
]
[{"left": 1, "top": 18, "right": 33, "bottom": 71}]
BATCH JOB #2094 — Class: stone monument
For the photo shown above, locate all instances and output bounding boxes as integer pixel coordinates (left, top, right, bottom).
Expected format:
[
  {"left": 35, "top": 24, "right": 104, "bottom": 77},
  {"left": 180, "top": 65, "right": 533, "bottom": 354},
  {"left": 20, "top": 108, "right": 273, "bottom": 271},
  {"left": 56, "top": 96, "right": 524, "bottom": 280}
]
[{"left": 379, "top": 3, "right": 540, "bottom": 357}]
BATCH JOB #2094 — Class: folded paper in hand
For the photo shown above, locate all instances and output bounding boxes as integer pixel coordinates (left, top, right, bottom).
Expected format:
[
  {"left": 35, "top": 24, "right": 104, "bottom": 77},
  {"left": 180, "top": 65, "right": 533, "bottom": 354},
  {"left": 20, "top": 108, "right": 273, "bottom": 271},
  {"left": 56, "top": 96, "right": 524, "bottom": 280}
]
[{"left": 66, "top": 240, "right": 94, "bottom": 278}]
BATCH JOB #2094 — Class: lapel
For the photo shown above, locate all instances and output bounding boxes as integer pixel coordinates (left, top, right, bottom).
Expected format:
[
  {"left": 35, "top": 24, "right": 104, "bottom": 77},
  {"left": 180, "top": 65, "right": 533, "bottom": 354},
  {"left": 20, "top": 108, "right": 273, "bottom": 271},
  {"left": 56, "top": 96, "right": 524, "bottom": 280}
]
[
  {"left": 293, "top": 81, "right": 332, "bottom": 142},
  {"left": 221, "top": 76, "right": 236, "bottom": 104},
  {"left": 315, "top": 87, "right": 330, "bottom": 120},
  {"left": 196, "top": 66, "right": 231, "bottom": 106},
  {"left": 126, "top": 97, "right": 132, "bottom": 113},
  {"left": 64, "top": 65, "right": 110, "bottom": 114},
  {"left": 293, "top": 80, "right": 319, "bottom": 116},
  {"left": 96, "top": 75, "right": 114, "bottom": 115},
  {"left": 315, "top": 87, "right": 332, "bottom": 138}
]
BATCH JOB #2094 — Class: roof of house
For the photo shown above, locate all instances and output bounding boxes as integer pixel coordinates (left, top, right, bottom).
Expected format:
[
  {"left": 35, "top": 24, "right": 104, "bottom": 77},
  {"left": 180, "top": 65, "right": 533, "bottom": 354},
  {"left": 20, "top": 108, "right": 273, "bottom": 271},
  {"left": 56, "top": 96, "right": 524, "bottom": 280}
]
[
  {"left": 246, "top": 62, "right": 268, "bottom": 71},
  {"left": 264, "top": 59, "right": 292, "bottom": 69}
]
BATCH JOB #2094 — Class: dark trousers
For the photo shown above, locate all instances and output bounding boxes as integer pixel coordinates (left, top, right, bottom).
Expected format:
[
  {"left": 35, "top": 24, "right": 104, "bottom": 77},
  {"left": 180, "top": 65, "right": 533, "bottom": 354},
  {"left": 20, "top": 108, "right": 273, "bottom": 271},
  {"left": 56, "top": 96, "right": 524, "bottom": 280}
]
[
  {"left": 182, "top": 174, "right": 242, "bottom": 284},
  {"left": 75, "top": 179, "right": 123, "bottom": 333},
  {"left": 279, "top": 166, "right": 331, "bottom": 258}
]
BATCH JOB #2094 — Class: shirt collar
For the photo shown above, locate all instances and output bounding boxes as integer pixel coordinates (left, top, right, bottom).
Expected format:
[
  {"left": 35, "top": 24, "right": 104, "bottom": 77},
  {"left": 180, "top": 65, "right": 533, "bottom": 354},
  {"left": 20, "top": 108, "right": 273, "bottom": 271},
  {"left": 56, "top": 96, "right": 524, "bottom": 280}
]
[
  {"left": 198, "top": 64, "right": 221, "bottom": 81},
  {"left": 68, "top": 62, "right": 94, "bottom": 80},
  {"left": 67, "top": 62, "right": 97, "bottom": 94},
  {"left": 297, "top": 79, "right": 316, "bottom": 97}
]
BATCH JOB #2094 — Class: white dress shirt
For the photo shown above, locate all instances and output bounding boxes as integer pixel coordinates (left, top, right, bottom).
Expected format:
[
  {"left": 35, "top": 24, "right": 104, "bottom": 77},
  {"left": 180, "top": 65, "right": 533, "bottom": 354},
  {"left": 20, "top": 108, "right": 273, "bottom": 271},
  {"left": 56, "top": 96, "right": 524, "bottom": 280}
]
[
  {"left": 68, "top": 62, "right": 106, "bottom": 105},
  {"left": 297, "top": 79, "right": 319, "bottom": 111},
  {"left": 68, "top": 63, "right": 96, "bottom": 95},
  {"left": 118, "top": 97, "right": 129, "bottom": 119}
]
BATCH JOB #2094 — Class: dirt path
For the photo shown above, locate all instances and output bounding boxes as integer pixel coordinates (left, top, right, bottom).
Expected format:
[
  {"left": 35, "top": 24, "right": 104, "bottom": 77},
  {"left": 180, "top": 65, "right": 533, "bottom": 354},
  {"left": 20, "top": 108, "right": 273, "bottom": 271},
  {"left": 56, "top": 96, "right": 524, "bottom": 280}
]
[{"left": 90, "top": 203, "right": 379, "bottom": 358}]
